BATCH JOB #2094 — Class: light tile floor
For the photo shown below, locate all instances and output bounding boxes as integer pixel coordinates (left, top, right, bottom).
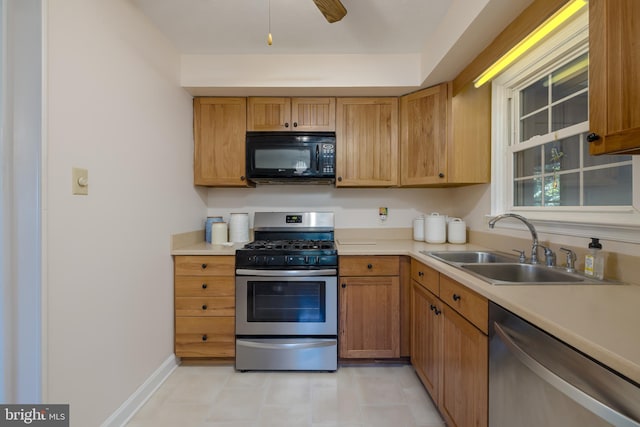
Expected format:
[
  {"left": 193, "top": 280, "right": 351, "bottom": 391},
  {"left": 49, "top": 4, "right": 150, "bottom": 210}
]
[{"left": 125, "top": 364, "right": 445, "bottom": 427}]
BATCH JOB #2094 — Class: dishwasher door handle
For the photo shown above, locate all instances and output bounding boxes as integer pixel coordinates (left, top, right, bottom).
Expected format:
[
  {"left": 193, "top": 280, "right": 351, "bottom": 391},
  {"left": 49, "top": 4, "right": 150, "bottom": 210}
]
[{"left": 494, "top": 322, "right": 640, "bottom": 427}]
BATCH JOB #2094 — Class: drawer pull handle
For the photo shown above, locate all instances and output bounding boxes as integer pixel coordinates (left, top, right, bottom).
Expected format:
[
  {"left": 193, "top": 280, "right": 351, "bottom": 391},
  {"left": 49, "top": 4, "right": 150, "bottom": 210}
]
[
  {"left": 418, "top": 271, "right": 424, "bottom": 277},
  {"left": 202, "top": 283, "right": 208, "bottom": 289},
  {"left": 367, "top": 263, "right": 373, "bottom": 269},
  {"left": 201, "top": 263, "right": 208, "bottom": 269},
  {"left": 429, "top": 304, "right": 436, "bottom": 311},
  {"left": 202, "top": 304, "right": 208, "bottom": 310},
  {"left": 452, "top": 293, "right": 461, "bottom": 301},
  {"left": 202, "top": 334, "right": 208, "bottom": 342}
]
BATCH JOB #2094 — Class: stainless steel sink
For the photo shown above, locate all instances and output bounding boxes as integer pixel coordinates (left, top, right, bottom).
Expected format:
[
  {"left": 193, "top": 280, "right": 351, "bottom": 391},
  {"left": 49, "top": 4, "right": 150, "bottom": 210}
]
[
  {"left": 423, "top": 250, "right": 518, "bottom": 265},
  {"left": 461, "top": 263, "right": 606, "bottom": 285}
]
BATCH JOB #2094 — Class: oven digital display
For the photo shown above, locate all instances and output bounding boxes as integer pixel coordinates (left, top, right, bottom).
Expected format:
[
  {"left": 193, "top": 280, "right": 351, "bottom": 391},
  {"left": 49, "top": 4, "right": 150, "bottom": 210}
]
[{"left": 286, "top": 215, "right": 303, "bottom": 224}]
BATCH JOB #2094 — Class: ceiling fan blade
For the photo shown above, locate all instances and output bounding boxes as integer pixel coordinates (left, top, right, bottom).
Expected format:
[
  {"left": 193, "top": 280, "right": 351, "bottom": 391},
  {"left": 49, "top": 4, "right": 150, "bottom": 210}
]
[{"left": 312, "top": 0, "right": 347, "bottom": 23}]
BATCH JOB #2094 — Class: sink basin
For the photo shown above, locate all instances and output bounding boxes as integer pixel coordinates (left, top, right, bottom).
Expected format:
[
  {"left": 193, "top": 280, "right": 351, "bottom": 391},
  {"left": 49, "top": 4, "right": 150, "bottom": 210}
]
[
  {"left": 423, "top": 250, "right": 518, "bottom": 265},
  {"left": 460, "top": 263, "right": 604, "bottom": 285}
]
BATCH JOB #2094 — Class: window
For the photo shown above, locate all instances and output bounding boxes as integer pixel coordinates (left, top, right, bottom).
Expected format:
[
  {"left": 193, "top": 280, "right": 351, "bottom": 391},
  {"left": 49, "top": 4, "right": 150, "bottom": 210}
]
[{"left": 491, "top": 9, "right": 640, "bottom": 240}]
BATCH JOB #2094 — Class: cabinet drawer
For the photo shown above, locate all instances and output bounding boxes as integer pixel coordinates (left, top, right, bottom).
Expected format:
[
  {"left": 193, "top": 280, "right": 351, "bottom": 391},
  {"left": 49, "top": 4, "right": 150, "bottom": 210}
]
[
  {"left": 174, "top": 256, "right": 235, "bottom": 277},
  {"left": 340, "top": 256, "right": 399, "bottom": 276},
  {"left": 411, "top": 259, "right": 439, "bottom": 295},
  {"left": 175, "top": 276, "right": 235, "bottom": 297},
  {"left": 175, "top": 297, "right": 235, "bottom": 317},
  {"left": 440, "top": 275, "right": 488, "bottom": 334},
  {"left": 175, "top": 317, "right": 235, "bottom": 357}
]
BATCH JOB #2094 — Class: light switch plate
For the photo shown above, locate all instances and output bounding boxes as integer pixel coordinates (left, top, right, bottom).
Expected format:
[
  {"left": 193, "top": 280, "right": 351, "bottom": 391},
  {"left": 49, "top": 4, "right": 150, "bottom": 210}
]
[{"left": 72, "top": 167, "right": 88, "bottom": 195}]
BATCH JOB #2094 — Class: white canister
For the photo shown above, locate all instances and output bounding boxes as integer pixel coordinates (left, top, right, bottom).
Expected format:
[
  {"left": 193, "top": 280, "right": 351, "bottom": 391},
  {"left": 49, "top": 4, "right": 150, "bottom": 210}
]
[
  {"left": 229, "top": 212, "right": 250, "bottom": 243},
  {"left": 447, "top": 218, "right": 467, "bottom": 244},
  {"left": 413, "top": 216, "right": 425, "bottom": 241},
  {"left": 211, "top": 222, "right": 228, "bottom": 244},
  {"left": 425, "top": 212, "right": 447, "bottom": 244}
]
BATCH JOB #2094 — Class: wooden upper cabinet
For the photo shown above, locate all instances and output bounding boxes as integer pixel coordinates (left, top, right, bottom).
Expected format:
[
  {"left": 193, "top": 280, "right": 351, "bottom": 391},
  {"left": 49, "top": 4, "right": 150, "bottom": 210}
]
[
  {"left": 400, "top": 83, "right": 448, "bottom": 186},
  {"left": 193, "top": 97, "right": 249, "bottom": 187},
  {"left": 400, "top": 82, "right": 490, "bottom": 187},
  {"left": 588, "top": 0, "right": 640, "bottom": 155},
  {"left": 335, "top": 97, "right": 399, "bottom": 187},
  {"left": 247, "top": 97, "right": 336, "bottom": 131}
]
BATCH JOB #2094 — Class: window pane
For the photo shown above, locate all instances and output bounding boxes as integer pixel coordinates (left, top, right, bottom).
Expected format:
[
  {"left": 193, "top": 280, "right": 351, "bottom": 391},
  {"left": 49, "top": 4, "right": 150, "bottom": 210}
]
[
  {"left": 552, "top": 53, "right": 589, "bottom": 102},
  {"left": 514, "top": 178, "right": 543, "bottom": 206},
  {"left": 583, "top": 140, "right": 632, "bottom": 167},
  {"left": 543, "top": 136, "right": 580, "bottom": 173},
  {"left": 546, "top": 173, "right": 579, "bottom": 206},
  {"left": 514, "top": 146, "right": 541, "bottom": 178},
  {"left": 584, "top": 166, "right": 633, "bottom": 206},
  {"left": 520, "top": 110, "right": 548, "bottom": 142},
  {"left": 552, "top": 92, "right": 588, "bottom": 131},
  {"left": 520, "top": 77, "right": 548, "bottom": 116}
]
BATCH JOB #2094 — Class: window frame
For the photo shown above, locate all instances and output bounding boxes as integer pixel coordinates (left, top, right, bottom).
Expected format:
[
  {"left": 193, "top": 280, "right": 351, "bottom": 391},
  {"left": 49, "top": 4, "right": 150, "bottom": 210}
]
[{"left": 490, "top": 10, "right": 640, "bottom": 243}]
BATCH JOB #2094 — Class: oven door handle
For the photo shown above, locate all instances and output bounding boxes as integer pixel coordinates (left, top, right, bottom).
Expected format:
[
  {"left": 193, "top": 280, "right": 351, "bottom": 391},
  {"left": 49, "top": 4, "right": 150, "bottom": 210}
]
[
  {"left": 237, "top": 339, "right": 336, "bottom": 350},
  {"left": 235, "top": 269, "right": 337, "bottom": 277}
]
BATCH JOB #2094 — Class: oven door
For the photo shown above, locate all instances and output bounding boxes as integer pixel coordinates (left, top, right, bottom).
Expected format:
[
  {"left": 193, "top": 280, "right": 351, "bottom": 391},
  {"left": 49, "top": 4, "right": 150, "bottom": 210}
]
[{"left": 235, "top": 274, "right": 337, "bottom": 336}]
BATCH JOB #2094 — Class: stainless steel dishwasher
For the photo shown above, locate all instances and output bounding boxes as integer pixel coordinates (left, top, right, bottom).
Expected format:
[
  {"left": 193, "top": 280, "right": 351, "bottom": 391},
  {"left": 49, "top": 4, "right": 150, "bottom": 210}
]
[{"left": 489, "top": 302, "right": 640, "bottom": 427}]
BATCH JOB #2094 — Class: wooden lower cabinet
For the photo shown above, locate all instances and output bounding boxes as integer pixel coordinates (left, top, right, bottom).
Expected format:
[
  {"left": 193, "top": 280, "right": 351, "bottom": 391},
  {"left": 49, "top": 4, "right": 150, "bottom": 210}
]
[
  {"left": 411, "top": 260, "right": 488, "bottom": 427},
  {"left": 339, "top": 256, "right": 400, "bottom": 358},
  {"left": 174, "top": 255, "right": 235, "bottom": 358}
]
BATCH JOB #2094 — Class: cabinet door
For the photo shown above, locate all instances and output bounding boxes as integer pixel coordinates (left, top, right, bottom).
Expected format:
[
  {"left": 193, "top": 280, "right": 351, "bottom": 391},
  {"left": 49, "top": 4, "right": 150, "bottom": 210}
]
[
  {"left": 411, "top": 281, "right": 442, "bottom": 402},
  {"left": 291, "top": 97, "right": 336, "bottom": 131},
  {"left": 247, "top": 97, "right": 292, "bottom": 131},
  {"left": 339, "top": 276, "right": 400, "bottom": 358},
  {"left": 193, "top": 98, "right": 248, "bottom": 186},
  {"left": 335, "top": 98, "right": 399, "bottom": 187},
  {"left": 400, "top": 84, "right": 448, "bottom": 186},
  {"left": 589, "top": 0, "right": 640, "bottom": 155},
  {"left": 440, "top": 304, "right": 488, "bottom": 427}
]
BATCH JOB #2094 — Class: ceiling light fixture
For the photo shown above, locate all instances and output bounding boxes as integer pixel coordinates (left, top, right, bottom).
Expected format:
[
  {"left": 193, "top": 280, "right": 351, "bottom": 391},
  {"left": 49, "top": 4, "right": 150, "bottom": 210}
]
[
  {"left": 267, "top": 0, "right": 273, "bottom": 46},
  {"left": 473, "top": 0, "right": 587, "bottom": 88}
]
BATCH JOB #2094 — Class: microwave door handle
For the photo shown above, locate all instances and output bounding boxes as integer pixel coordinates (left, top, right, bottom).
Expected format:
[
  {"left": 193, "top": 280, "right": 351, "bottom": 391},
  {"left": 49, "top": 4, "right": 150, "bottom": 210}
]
[{"left": 316, "top": 145, "right": 320, "bottom": 171}]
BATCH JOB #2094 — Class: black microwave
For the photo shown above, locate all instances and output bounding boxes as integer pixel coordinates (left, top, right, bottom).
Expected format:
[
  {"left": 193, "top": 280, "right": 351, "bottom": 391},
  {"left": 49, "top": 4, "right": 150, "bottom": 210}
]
[{"left": 246, "top": 131, "right": 336, "bottom": 184}]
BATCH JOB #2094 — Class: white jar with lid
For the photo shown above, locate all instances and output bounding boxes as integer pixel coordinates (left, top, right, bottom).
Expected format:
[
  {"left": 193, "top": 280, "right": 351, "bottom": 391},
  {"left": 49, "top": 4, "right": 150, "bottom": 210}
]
[
  {"left": 425, "top": 212, "right": 447, "bottom": 244},
  {"left": 229, "top": 212, "right": 250, "bottom": 243},
  {"left": 413, "top": 216, "right": 425, "bottom": 241},
  {"left": 447, "top": 218, "right": 467, "bottom": 244}
]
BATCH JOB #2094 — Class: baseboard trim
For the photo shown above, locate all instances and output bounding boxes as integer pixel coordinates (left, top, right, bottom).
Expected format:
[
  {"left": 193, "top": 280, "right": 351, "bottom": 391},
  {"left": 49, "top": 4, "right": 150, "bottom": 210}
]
[{"left": 100, "top": 354, "right": 179, "bottom": 427}]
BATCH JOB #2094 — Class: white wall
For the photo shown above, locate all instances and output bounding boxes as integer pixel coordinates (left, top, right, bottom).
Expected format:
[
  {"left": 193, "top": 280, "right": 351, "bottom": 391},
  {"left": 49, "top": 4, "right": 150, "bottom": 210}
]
[
  {"left": 45, "top": 0, "right": 205, "bottom": 425},
  {"left": 207, "top": 186, "right": 464, "bottom": 230}
]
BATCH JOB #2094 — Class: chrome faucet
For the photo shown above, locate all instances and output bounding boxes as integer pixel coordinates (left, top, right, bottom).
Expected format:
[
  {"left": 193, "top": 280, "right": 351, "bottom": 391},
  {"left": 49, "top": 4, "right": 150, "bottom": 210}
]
[{"left": 488, "top": 213, "right": 539, "bottom": 264}]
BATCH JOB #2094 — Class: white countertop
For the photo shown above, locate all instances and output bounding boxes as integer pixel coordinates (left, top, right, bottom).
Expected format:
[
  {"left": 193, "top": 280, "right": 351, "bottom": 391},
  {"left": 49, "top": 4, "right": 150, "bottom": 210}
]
[{"left": 172, "top": 238, "right": 640, "bottom": 385}]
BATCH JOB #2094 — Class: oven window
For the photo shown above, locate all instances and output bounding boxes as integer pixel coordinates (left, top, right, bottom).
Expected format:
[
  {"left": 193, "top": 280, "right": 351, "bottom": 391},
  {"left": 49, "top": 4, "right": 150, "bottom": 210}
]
[
  {"left": 247, "top": 280, "right": 326, "bottom": 322},
  {"left": 254, "top": 148, "right": 311, "bottom": 171}
]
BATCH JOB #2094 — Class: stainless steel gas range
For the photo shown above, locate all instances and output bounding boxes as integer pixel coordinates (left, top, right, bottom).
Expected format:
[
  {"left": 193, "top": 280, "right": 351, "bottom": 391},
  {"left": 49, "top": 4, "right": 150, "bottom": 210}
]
[{"left": 235, "top": 211, "right": 338, "bottom": 371}]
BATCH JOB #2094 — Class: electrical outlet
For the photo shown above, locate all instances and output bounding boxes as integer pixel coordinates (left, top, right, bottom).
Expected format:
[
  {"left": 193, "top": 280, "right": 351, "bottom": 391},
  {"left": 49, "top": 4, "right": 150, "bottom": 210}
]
[
  {"left": 72, "top": 167, "right": 88, "bottom": 195},
  {"left": 379, "top": 207, "right": 388, "bottom": 222}
]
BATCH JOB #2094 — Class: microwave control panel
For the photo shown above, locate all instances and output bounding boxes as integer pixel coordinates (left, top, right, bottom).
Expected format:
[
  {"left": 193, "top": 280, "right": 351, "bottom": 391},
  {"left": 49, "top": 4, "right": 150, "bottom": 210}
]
[{"left": 320, "top": 144, "right": 335, "bottom": 174}]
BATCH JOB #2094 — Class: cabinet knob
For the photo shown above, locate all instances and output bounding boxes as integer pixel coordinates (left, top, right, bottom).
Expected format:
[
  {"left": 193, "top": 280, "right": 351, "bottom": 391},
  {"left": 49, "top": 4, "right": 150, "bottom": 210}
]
[
  {"left": 285, "top": 122, "right": 289, "bottom": 128},
  {"left": 429, "top": 304, "right": 436, "bottom": 311},
  {"left": 202, "top": 304, "right": 208, "bottom": 310},
  {"left": 337, "top": 176, "right": 343, "bottom": 182},
  {"left": 367, "top": 263, "right": 373, "bottom": 269},
  {"left": 587, "top": 133, "right": 600, "bottom": 142},
  {"left": 201, "top": 263, "right": 208, "bottom": 269},
  {"left": 341, "top": 283, "right": 346, "bottom": 288},
  {"left": 434, "top": 308, "right": 441, "bottom": 315},
  {"left": 293, "top": 122, "right": 298, "bottom": 128},
  {"left": 418, "top": 271, "right": 424, "bottom": 277},
  {"left": 452, "top": 293, "right": 461, "bottom": 301},
  {"left": 240, "top": 175, "right": 246, "bottom": 181},
  {"left": 202, "top": 334, "right": 208, "bottom": 342},
  {"left": 202, "top": 283, "right": 208, "bottom": 289},
  {"left": 438, "top": 172, "right": 445, "bottom": 178}
]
